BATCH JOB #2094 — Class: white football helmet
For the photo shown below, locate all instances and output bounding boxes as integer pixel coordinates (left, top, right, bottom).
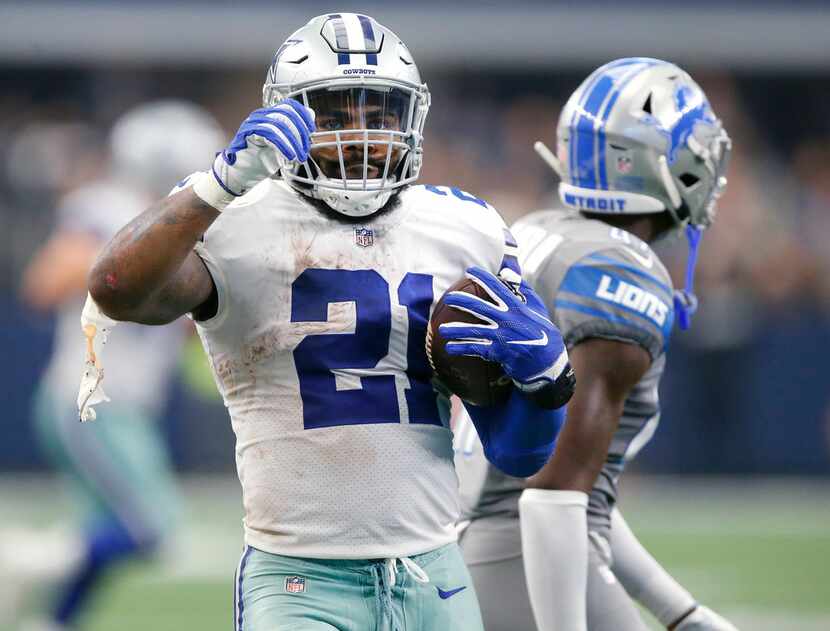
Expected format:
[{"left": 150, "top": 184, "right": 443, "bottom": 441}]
[
  {"left": 110, "top": 100, "right": 225, "bottom": 197},
  {"left": 262, "top": 13, "right": 431, "bottom": 217},
  {"left": 537, "top": 57, "right": 731, "bottom": 229}
]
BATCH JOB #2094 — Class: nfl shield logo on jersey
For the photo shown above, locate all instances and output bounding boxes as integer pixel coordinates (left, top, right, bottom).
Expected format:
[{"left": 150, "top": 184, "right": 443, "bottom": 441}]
[
  {"left": 285, "top": 576, "right": 306, "bottom": 593},
  {"left": 354, "top": 227, "right": 374, "bottom": 247}
]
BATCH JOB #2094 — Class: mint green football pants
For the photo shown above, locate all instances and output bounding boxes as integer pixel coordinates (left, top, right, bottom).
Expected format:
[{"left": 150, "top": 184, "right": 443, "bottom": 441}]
[
  {"left": 233, "top": 542, "right": 485, "bottom": 631},
  {"left": 34, "top": 387, "right": 179, "bottom": 543}
]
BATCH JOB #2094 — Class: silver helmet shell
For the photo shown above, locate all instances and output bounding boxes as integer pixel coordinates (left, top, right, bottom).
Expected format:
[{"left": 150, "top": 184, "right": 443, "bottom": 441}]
[
  {"left": 262, "top": 13, "right": 431, "bottom": 217},
  {"left": 554, "top": 58, "right": 731, "bottom": 228}
]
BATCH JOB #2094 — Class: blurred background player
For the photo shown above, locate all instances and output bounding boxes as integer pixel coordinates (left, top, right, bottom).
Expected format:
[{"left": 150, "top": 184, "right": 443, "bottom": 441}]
[
  {"left": 456, "top": 58, "right": 738, "bottom": 630},
  {"left": 6, "top": 101, "right": 224, "bottom": 630}
]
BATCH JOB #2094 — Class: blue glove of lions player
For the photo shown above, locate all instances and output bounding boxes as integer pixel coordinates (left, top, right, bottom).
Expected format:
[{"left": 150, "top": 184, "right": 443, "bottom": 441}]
[
  {"left": 196, "top": 98, "right": 315, "bottom": 208},
  {"left": 439, "top": 266, "right": 575, "bottom": 409}
]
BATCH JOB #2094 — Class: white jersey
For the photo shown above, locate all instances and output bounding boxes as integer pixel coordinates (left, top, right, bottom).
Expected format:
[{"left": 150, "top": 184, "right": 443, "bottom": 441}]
[
  {"left": 191, "top": 178, "right": 515, "bottom": 559},
  {"left": 42, "top": 180, "right": 186, "bottom": 415}
]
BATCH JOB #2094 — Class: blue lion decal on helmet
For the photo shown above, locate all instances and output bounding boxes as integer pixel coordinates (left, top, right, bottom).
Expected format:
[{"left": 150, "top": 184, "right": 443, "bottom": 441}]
[{"left": 665, "top": 85, "right": 716, "bottom": 164}]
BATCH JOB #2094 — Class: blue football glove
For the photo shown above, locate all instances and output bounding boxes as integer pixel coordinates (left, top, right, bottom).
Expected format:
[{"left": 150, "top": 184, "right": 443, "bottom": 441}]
[
  {"left": 210, "top": 98, "right": 315, "bottom": 198},
  {"left": 438, "top": 266, "right": 573, "bottom": 404}
]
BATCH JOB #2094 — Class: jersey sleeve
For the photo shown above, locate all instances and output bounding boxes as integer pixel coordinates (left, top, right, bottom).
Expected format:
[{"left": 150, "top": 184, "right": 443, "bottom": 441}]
[
  {"left": 550, "top": 248, "right": 674, "bottom": 360},
  {"left": 500, "top": 226, "right": 522, "bottom": 276},
  {"left": 475, "top": 196, "right": 520, "bottom": 279},
  {"left": 412, "top": 184, "right": 519, "bottom": 280}
]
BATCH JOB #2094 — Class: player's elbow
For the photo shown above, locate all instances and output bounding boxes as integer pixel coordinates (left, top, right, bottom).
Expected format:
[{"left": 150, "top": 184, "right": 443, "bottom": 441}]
[{"left": 88, "top": 263, "right": 140, "bottom": 321}]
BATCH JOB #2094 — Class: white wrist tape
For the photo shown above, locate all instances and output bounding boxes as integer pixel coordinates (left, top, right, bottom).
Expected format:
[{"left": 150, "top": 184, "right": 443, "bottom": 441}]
[{"left": 192, "top": 169, "right": 237, "bottom": 212}]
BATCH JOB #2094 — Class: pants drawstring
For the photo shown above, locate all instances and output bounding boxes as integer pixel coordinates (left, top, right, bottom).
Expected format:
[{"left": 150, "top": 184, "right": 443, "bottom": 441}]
[
  {"left": 385, "top": 556, "right": 430, "bottom": 585},
  {"left": 372, "top": 562, "right": 384, "bottom": 624}
]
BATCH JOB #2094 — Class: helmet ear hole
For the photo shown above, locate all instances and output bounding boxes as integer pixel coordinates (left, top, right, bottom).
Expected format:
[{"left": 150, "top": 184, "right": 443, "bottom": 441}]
[
  {"left": 679, "top": 172, "right": 700, "bottom": 188},
  {"left": 642, "top": 93, "right": 653, "bottom": 114}
]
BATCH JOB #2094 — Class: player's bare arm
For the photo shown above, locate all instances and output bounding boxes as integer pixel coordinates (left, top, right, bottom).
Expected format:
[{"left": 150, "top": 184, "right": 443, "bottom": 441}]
[
  {"left": 527, "top": 337, "right": 651, "bottom": 493},
  {"left": 89, "top": 98, "right": 315, "bottom": 325},
  {"left": 88, "top": 187, "right": 218, "bottom": 325}
]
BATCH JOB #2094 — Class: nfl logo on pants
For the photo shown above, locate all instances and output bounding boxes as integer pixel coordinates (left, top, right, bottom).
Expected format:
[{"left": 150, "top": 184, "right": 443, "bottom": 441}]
[{"left": 285, "top": 576, "right": 306, "bottom": 593}]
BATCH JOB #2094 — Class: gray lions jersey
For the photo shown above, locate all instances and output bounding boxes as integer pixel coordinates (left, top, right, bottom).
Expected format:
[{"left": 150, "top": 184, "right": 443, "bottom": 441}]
[
  {"left": 456, "top": 208, "right": 675, "bottom": 553},
  {"left": 180, "top": 175, "right": 519, "bottom": 559}
]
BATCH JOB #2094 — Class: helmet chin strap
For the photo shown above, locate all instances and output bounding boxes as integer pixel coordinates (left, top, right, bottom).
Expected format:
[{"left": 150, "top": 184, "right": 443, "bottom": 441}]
[
  {"left": 284, "top": 158, "right": 396, "bottom": 217},
  {"left": 316, "top": 175, "right": 396, "bottom": 217},
  {"left": 674, "top": 224, "right": 702, "bottom": 330}
]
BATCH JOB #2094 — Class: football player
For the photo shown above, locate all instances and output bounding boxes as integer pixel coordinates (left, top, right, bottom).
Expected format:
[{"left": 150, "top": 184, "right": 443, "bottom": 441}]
[
  {"left": 455, "top": 58, "right": 739, "bottom": 631},
  {"left": 13, "top": 101, "right": 223, "bottom": 630},
  {"left": 84, "top": 14, "right": 573, "bottom": 630}
]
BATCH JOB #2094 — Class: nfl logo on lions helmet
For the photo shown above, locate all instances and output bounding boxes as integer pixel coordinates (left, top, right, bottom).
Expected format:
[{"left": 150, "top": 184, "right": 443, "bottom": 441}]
[
  {"left": 616, "top": 155, "right": 633, "bottom": 174},
  {"left": 354, "top": 227, "right": 374, "bottom": 247},
  {"left": 285, "top": 576, "right": 306, "bottom": 593}
]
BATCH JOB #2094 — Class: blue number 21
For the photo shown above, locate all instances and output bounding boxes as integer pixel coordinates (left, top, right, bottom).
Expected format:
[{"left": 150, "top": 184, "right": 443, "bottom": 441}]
[{"left": 290, "top": 269, "right": 441, "bottom": 430}]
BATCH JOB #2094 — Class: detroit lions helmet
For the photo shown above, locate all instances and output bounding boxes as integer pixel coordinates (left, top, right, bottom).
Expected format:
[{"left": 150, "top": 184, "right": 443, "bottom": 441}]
[
  {"left": 262, "top": 13, "right": 431, "bottom": 217},
  {"left": 538, "top": 58, "right": 731, "bottom": 229}
]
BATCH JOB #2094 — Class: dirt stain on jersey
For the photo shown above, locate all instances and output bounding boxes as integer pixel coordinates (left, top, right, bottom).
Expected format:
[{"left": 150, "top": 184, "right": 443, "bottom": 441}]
[
  {"left": 244, "top": 330, "right": 280, "bottom": 365},
  {"left": 213, "top": 355, "right": 235, "bottom": 393}
]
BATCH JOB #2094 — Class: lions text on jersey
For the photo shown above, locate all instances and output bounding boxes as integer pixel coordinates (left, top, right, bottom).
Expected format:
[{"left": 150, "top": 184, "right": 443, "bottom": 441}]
[{"left": 185, "top": 176, "right": 517, "bottom": 558}]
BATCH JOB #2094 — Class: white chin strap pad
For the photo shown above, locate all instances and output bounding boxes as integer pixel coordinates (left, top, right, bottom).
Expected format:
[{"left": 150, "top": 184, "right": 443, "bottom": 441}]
[
  {"left": 559, "top": 183, "right": 665, "bottom": 215},
  {"left": 286, "top": 170, "right": 396, "bottom": 217},
  {"left": 320, "top": 186, "right": 393, "bottom": 217},
  {"left": 519, "top": 489, "right": 589, "bottom": 631}
]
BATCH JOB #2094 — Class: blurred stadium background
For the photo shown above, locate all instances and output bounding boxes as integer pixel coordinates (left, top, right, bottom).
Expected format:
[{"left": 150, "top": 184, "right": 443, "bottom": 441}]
[{"left": 1, "top": 2, "right": 829, "bottom": 630}]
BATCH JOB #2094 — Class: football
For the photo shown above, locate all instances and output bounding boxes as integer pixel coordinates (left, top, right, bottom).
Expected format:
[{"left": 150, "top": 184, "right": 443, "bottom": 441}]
[{"left": 427, "top": 277, "right": 513, "bottom": 407}]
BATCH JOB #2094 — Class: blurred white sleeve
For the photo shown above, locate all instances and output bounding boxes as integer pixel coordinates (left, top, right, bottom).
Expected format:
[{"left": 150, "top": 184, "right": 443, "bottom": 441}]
[
  {"left": 77, "top": 293, "right": 118, "bottom": 422},
  {"left": 519, "top": 488, "right": 589, "bottom": 631}
]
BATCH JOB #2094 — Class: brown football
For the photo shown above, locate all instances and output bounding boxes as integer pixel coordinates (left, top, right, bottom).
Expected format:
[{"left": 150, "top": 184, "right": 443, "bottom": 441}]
[{"left": 427, "top": 277, "right": 512, "bottom": 407}]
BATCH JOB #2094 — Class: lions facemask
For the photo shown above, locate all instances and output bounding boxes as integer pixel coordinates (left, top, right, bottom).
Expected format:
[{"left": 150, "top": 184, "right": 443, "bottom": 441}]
[{"left": 262, "top": 13, "right": 431, "bottom": 217}]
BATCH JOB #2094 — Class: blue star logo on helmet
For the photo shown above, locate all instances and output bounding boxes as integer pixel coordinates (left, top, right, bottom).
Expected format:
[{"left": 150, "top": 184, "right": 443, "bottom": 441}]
[
  {"left": 666, "top": 85, "right": 716, "bottom": 164},
  {"left": 267, "top": 39, "right": 303, "bottom": 84}
]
